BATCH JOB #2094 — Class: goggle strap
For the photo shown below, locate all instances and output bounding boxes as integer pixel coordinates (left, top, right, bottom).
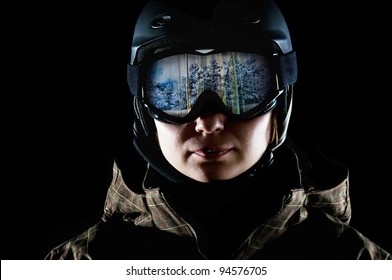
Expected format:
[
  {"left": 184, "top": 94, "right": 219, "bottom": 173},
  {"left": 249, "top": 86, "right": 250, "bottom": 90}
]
[
  {"left": 128, "top": 51, "right": 298, "bottom": 97},
  {"left": 277, "top": 51, "right": 298, "bottom": 89},
  {"left": 127, "top": 64, "right": 141, "bottom": 97}
]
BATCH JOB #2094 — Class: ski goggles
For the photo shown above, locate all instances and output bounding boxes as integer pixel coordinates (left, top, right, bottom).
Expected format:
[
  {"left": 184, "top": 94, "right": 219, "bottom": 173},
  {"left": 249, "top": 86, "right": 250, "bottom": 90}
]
[{"left": 128, "top": 50, "right": 297, "bottom": 124}]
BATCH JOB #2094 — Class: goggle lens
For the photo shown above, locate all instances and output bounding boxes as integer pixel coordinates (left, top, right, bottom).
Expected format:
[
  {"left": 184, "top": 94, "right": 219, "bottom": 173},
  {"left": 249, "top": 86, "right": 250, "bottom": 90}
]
[{"left": 145, "top": 52, "right": 272, "bottom": 118}]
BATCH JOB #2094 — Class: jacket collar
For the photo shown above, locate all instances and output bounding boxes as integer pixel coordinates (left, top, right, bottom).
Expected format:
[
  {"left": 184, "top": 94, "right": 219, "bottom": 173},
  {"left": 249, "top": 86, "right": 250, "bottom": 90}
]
[{"left": 103, "top": 141, "right": 350, "bottom": 258}]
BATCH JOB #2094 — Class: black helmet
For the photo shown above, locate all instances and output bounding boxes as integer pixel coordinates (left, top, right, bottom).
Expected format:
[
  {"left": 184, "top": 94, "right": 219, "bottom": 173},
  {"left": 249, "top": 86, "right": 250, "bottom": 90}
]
[{"left": 127, "top": 0, "right": 297, "bottom": 182}]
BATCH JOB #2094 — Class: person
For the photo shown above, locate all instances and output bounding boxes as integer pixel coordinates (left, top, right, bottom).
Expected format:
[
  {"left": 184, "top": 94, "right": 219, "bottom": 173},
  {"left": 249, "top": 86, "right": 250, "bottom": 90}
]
[{"left": 45, "top": 0, "right": 391, "bottom": 260}]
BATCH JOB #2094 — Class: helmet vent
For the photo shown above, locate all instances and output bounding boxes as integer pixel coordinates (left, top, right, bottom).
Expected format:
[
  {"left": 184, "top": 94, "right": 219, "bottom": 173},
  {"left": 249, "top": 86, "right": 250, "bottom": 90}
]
[
  {"left": 244, "top": 16, "right": 261, "bottom": 24},
  {"left": 151, "top": 14, "right": 172, "bottom": 29}
]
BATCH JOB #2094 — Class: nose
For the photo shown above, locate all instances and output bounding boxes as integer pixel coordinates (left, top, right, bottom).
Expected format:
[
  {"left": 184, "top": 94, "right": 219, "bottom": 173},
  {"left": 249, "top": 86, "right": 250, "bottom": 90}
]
[{"left": 195, "top": 112, "right": 226, "bottom": 134}]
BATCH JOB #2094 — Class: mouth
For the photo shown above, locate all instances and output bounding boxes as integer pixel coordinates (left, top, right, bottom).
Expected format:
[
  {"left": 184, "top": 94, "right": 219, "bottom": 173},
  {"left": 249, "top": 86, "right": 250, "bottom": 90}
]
[{"left": 193, "top": 147, "right": 232, "bottom": 160}]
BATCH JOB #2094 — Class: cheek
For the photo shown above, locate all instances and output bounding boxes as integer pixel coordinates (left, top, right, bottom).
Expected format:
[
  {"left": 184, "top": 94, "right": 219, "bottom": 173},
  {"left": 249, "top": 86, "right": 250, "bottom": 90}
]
[
  {"left": 154, "top": 121, "right": 188, "bottom": 159},
  {"left": 156, "top": 125, "right": 176, "bottom": 149},
  {"left": 241, "top": 114, "right": 272, "bottom": 155},
  {"left": 254, "top": 117, "right": 272, "bottom": 143}
]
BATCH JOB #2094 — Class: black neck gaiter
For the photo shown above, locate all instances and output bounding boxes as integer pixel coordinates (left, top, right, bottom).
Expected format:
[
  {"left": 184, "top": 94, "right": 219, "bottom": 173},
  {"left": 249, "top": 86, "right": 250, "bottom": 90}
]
[{"left": 157, "top": 151, "right": 290, "bottom": 259}]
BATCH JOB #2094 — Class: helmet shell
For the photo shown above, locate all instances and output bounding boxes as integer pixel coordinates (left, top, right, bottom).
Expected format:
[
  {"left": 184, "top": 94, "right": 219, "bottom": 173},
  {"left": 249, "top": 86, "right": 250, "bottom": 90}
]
[{"left": 130, "top": 0, "right": 294, "bottom": 65}]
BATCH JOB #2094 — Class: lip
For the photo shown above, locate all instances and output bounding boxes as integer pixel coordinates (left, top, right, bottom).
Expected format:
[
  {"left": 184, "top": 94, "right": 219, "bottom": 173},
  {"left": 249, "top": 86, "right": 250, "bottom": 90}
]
[{"left": 193, "top": 147, "right": 232, "bottom": 160}]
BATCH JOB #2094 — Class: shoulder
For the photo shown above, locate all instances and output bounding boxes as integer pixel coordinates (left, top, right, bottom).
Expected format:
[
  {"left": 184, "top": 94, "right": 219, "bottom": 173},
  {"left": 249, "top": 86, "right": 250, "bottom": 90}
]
[
  {"left": 44, "top": 212, "right": 201, "bottom": 260},
  {"left": 277, "top": 138, "right": 349, "bottom": 191},
  {"left": 44, "top": 215, "right": 139, "bottom": 260},
  {"left": 270, "top": 140, "right": 391, "bottom": 259},
  {"left": 45, "top": 222, "right": 102, "bottom": 260},
  {"left": 296, "top": 211, "right": 391, "bottom": 259}
]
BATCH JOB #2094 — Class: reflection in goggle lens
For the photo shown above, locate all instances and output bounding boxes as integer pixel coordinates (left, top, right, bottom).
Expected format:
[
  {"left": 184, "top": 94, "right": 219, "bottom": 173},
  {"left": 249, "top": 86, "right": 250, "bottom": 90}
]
[{"left": 146, "top": 52, "right": 271, "bottom": 117}]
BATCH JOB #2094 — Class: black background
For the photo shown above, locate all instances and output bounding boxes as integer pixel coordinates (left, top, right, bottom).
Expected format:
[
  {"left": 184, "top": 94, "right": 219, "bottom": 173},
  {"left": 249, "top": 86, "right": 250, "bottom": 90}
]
[{"left": 4, "top": 0, "right": 391, "bottom": 259}]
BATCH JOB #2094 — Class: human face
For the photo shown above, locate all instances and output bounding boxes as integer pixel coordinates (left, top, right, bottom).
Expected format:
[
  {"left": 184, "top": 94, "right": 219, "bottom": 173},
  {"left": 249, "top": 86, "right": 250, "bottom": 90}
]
[{"left": 154, "top": 111, "right": 272, "bottom": 183}]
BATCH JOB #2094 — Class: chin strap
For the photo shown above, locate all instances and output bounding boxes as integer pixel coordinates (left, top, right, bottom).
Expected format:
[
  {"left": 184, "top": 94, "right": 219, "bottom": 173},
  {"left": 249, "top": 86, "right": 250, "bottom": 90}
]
[{"left": 270, "top": 85, "right": 293, "bottom": 151}]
